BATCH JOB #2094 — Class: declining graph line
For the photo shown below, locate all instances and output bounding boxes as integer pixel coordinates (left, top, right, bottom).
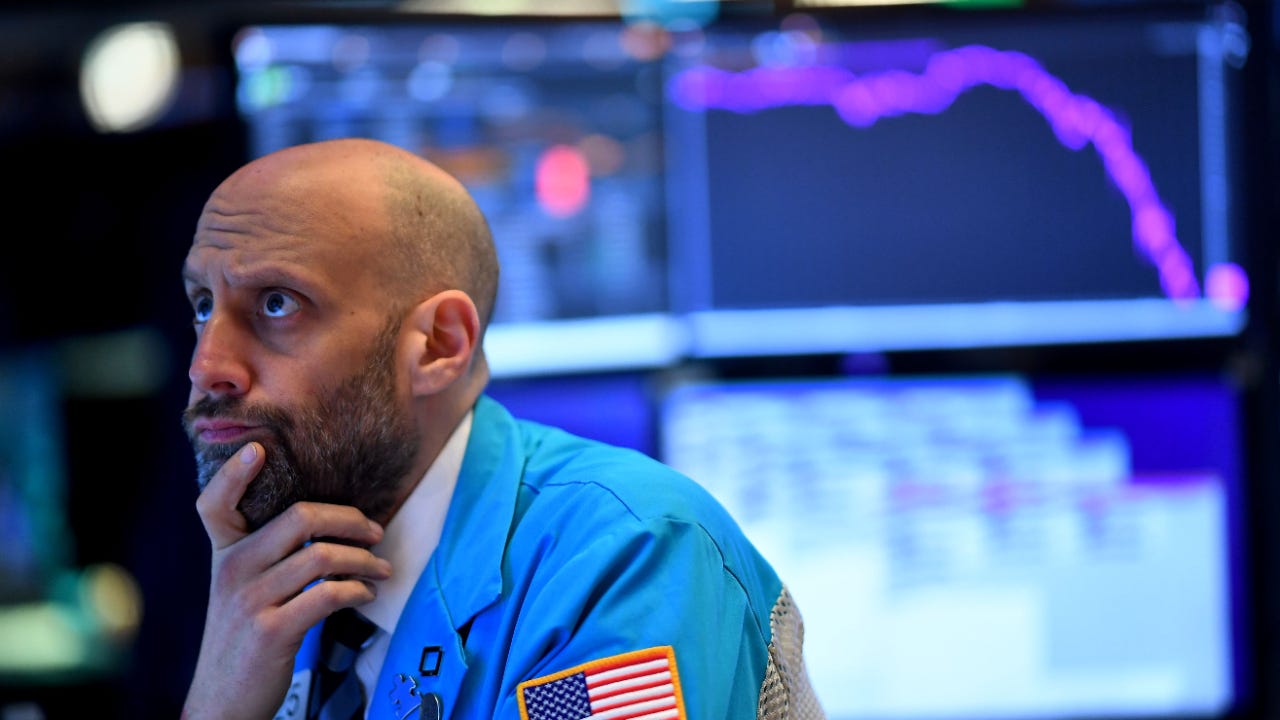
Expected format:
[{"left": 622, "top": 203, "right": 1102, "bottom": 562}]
[{"left": 668, "top": 45, "right": 1201, "bottom": 300}]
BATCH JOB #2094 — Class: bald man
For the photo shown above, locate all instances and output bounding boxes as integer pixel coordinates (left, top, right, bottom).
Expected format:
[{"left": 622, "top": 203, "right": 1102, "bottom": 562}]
[{"left": 179, "top": 138, "right": 824, "bottom": 720}]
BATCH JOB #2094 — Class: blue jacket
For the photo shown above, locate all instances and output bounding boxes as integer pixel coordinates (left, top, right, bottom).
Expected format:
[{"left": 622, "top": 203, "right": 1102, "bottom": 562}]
[{"left": 288, "top": 395, "right": 820, "bottom": 719}]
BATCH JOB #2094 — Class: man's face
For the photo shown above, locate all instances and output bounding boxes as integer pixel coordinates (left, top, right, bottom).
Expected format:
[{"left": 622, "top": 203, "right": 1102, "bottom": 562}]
[
  {"left": 182, "top": 160, "right": 421, "bottom": 529},
  {"left": 182, "top": 318, "right": 418, "bottom": 530}
]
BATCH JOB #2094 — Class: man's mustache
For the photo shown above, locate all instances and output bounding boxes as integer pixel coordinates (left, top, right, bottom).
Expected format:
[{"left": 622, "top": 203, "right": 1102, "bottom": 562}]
[{"left": 181, "top": 396, "right": 295, "bottom": 442}]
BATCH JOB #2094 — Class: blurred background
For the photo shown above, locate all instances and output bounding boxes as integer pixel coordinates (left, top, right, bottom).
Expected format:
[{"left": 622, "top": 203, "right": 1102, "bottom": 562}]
[{"left": 0, "top": 0, "right": 1276, "bottom": 718}]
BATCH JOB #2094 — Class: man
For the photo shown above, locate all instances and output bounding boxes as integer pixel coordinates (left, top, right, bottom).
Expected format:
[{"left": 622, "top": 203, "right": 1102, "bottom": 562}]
[{"left": 179, "top": 137, "right": 823, "bottom": 719}]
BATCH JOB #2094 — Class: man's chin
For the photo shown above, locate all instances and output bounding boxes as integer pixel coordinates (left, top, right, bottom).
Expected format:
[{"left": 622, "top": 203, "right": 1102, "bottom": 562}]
[
  {"left": 235, "top": 461, "right": 300, "bottom": 531},
  {"left": 192, "top": 444, "right": 238, "bottom": 491},
  {"left": 237, "top": 494, "right": 287, "bottom": 532},
  {"left": 190, "top": 440, "right": 298, "bottom": 530}
]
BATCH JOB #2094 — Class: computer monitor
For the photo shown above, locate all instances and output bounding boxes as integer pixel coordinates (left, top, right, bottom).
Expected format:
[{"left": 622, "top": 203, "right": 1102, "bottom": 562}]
[
  {"left": 486, "top": 371, "right": 657, "bottom": 456},
  {"left": 663, "top": 3, "right": 1253, "bottom": 356},
  {"left": 0, "top": 345, "right": 71, "bottom": 606},
  {"left": 660, "top": 371, "right": 1242, "bottom": 719},
  {"left": 231, "top": 3, "right": 1254, "bottom": 370},
  {"left": 231, "top": 16, "right": 680, "bottom": 378}
]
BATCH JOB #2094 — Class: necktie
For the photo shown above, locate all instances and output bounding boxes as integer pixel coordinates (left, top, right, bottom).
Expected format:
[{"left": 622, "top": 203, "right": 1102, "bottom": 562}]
[{"left": 310, "top": 607, "right": 378, "bottom": 720}]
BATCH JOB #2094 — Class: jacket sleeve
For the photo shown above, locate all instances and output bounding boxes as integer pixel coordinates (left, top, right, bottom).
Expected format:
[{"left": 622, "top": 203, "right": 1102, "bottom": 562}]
[{"left": 494, "top": 488, "right": 823, "bottom": 720}]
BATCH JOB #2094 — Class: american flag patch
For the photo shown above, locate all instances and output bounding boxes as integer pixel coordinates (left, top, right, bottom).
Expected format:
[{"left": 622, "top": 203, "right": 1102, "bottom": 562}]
[{"left": 517, "top": 646, "right": 687, "bottom": 720}]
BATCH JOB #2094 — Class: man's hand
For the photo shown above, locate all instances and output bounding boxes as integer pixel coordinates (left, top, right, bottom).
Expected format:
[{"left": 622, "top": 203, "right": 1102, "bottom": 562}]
[{"left": 181, "top": 442, "right": 392, "bottom": 720}]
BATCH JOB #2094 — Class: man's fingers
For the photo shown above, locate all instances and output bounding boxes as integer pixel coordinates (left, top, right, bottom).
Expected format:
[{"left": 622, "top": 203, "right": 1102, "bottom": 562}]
[
  {"left": 272, "top": 577, "right": 380, "bottom": 642},
  {"left": 194, "top": 442, "right": 264, "bottom": 550},
  {"left": 237, "top": 501, "right": 384, "bottom": 570},
  {"left": 251, "top": 541, "right": 392, "bottom": 609}
]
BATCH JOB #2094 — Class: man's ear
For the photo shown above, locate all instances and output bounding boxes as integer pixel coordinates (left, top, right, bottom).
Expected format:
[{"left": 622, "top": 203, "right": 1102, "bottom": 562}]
[{"left": 403, "top": 289, "right": 481, "bottom": 396}]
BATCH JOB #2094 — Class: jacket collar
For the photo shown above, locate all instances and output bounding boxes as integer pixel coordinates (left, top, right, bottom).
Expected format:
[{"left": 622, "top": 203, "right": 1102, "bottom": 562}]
[
  {"left": 364, "top": 394, "right": 524, "bottom": 718},
  {"left": 426, "top": 393, "right": 522, "bottom": 623}
]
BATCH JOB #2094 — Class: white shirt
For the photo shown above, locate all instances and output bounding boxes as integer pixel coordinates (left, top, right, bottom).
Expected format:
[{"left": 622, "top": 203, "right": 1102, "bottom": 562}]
[{"left": 355, "top": 410, "right": 472, "bottom": 717}]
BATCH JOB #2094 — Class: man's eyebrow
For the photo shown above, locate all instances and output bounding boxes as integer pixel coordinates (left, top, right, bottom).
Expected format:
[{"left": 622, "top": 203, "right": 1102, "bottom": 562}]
[{"left": 182, "top": 262, "right": 319, "bottom": 294}]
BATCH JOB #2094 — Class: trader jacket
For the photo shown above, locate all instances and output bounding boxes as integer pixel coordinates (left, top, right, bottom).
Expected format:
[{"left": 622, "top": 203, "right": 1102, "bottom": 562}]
[{"left": 286, "top": 394, "right": 824, "bottom": 720}]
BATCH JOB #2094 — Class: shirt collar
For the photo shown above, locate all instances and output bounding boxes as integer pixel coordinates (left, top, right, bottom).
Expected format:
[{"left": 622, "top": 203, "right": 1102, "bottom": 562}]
[{"left": 361, "top": 410, "right": 473, "bottom": 635}]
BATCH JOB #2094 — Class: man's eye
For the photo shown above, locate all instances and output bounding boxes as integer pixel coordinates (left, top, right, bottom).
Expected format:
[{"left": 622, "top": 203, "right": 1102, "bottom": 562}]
[
  {"left": 262, "top": 291, "right": 300, "bottom": 318},
  {"left": 193, "top": 296, "right": 213, "bottom": 324}
]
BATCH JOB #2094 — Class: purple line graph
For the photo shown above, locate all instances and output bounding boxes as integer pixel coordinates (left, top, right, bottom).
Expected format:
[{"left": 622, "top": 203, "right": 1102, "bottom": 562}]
[{"left": 668, "top": 44, "right": 1238, "bottom": 305}]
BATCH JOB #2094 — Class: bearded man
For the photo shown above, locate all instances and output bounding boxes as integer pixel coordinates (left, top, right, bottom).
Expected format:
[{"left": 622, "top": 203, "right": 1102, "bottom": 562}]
[{"left": 179, "top": 137, "right": 824, "bottom": 720}]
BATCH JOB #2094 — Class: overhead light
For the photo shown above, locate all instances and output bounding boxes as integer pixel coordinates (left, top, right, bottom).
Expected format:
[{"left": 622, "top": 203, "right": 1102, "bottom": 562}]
[{"left": 80, "top": 21, "right": 181, "bottom": 134}]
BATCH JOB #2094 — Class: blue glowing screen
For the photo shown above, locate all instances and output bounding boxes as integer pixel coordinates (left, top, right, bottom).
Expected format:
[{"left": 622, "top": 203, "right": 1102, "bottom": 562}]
[
  {"left": 232, "top": 6, "right": 1251, "bottom": 375},
  {"left": 664, "top": 9, "right": 1251, "bottom": 356},
  {"left": 660, "top": 372, "right": 1240, "bottom": 719}
]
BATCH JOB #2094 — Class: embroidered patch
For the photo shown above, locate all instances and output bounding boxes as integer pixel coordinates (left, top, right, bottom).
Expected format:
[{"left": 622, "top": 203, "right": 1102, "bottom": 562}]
[{"left": 517, "top": 646, "right": 687, "bottom": 720}]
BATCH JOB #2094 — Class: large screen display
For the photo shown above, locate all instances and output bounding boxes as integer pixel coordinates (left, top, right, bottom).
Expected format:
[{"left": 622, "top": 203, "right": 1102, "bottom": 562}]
[
  {"left": 232, "top": 19, "right": 679, "bottom": 377},
  {"left": 664, "top": 6, "right": 1252, "bottom": 355},
  {"left": 660, "top": 372, "right": 1242, "bottom": 719},
  {"left": 231, "top": 4, "right": 1253, "bottom": 376}
]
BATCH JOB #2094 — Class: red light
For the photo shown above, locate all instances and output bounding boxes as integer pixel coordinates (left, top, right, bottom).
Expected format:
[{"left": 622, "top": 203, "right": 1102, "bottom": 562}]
[{"left": 535, "top": 144, "right": 590, "bottom": 218}]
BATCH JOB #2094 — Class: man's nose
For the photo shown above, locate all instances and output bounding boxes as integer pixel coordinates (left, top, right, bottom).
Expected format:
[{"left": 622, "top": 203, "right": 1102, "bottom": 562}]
[{"left": 188, "top": 315, "right": 251, "bottom": 398}]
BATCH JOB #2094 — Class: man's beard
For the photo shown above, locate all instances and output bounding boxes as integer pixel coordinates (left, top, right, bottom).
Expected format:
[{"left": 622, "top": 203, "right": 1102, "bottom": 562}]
[{"left": 181, "top": 321, "right": 420, "bottom": 531}]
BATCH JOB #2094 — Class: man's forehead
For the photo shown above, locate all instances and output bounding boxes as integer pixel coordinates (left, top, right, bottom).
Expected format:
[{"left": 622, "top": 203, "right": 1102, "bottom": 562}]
[
  {"left": 191, "top": 180, "right": 374, "bottom": 253},
  {"left": 184, "top": 145, "right": 398, "bottom": 288},
  {"left": 183, "top": 238, "right": 317, "bottom": 288},
  {"left": 184, "top": 213, "right": 387, "bottom": 303}
]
